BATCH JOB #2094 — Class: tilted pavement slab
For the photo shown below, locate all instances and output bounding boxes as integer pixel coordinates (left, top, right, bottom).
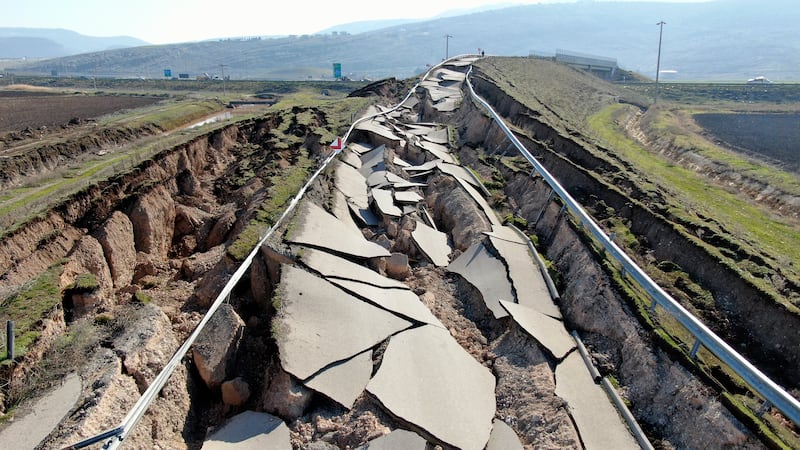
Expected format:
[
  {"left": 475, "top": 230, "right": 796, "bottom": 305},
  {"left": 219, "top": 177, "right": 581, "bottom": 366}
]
[
  {"left": 359, "top": 144, "right": 387, "bottom": 177},
  {"left": 421, "top": 127, "right": 449, "bottom": 144},
  {"left": 328, "top": 277, "right": 445, "bottom": 329},
  {"left": 366, "top": 325, "right": 496, "bottom": 450},
  {"left": 0, "top": 373, "right": 81, "bottom": 450},
  {"left": 286, "top": 201, "right": 390, "bottom": 259},
  {"left": 416, "top": 139, "right": 456, "bottom": 163},
  {"left": 348, "top": 142, "right": 374, "bottom": 156},
  {"left": 334, "top": 160, "right": 370, "bottom": 209},
  {"left": 392, "top": 156, "right": 412, "bottom": 168},
  {"left": 274, "top": 265, "right": 412, "bottom": 380},
  {"left": 486, "top": 419, "right": 525, "bottom": 450},
  {"left": 297, "top": 247, "right": 410, "bottom": 290},
  {"left": 402, "top": 160, "right": 441, "bottom": 173},
  {"left": 411, "top": 220, "right": 451, "bottom": 267},
  {"left": 425, "top": 85, "right": 462, "bottom": 102},
  {"left": 555, "top": 351, "right": 639, "bottom": 450},
  {"left": 431, "top": 67, "right": 467, "bottom": 82},
  {"left": 485, "top": 224, "right": 528, "bottom": 245},
  {"left": 394, "top": 190, "right": 424, "bottom": 204},
  {"left": 367, "top": 170, "right": 391, "bottom": 188},
  {"left": 453, "top": 175, "right": 502, "bottom": 226},
  {"left": 432, "top": 97, "right": 461, "bottom": 112},
  {"left": 332, "top": 189, "right": 361, "bottom": 235},
  {"left": 348, "top": 202, "right": 381, "bottom": 227},
  {"left": 489, "top": 234, "right": 562, "bottom": 319},
  {"left": 447, "top": 241, "right": 514, "bottom": 319},
  {"left": 500, "top": 300, "right": 574, "bottom": 360},
  {"left": 303, "top": 350, "right": 373, "bottom": 410},
  {"left": 401, "top": 123, "right": 435, "bottom": 136},
  {"left": 340, "top": 150, "right": 362, "bottom": 169},
  {"left": 371, "top": 188, "right": 403, "bottom": 218},
  {"left": 355, "top": 120, "right": 403, "bottom": 143},
  {"left": 437, "top": 161, "right": 489, "bottom": 194},
  {"left": 202, "top": 411, "right": 290, "bottom": 449},
  {"left": 355, "top": 429, "right": 428, "bottom": 450}
]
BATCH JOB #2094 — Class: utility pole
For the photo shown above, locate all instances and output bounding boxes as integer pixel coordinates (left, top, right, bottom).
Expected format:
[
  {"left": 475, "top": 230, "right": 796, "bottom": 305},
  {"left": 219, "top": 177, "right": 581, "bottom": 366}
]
[
  {"left": 219, "top": 64, "right": 228, "bottom": 97},
  {"left": 444, "top": 34, "right": 453, "bottom": 60},
  {"left": 655, "top": 21, "right": 666, "bottom": 104}
]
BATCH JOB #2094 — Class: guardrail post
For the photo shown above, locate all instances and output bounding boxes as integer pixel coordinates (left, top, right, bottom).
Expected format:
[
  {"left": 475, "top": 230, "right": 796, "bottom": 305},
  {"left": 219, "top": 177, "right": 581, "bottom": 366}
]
[
  {"left": 757, "top": 400, "right": 773, "bottom": 418},
  {"left": 532, "top": 190, "right": 555, "bottom": 226},
  {"left": 6, "top": 320, "right": 13, "bottom": 361},
  {"left": 690, "top": 339, "right": 702, "bottom": 359}
]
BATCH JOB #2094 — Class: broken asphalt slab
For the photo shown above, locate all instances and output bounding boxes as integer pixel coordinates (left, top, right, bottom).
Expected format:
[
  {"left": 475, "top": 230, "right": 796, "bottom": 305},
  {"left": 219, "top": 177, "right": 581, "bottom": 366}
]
[
  {"left": 303, "top": 350, "right": 373, "bottom": 410},
  {"left": 297, "top": 247, "right": 410, "bottom": 290},
  {"left": 411, "top": 220, "right": 451, "bottom": 267},
  {"left": 555, "top": 351, "right": 639, "bottom": 449},
  {"left": 489, "top": 234, "right": 562, "bottom": 319},
  {"left": 447, "top": 241, "right": 514, "bottom": 319},
  {"left": 499, "top": 300, "right": 574, "bottom": 360},
  {"left": 202, "top": 411, "right": 290, "bottom": 449},
  {"left": 286, "top": 201, "right": 390, "bottom": 259},
  {"left": 366, "top": 325, "right": 496, "bottom": 450},
  {"left": 273, "top": 265, "right": 412, "bottom": 380},
  {"left": 327, "top": 277, "right": 445, "bottom": 328},
  {"left": 355, "top": 428, "right": 428, "bottom": 449}
]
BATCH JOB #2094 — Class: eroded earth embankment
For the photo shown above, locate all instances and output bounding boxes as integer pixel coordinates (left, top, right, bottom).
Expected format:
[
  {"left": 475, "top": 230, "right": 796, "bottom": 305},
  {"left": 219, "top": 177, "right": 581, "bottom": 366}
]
[
  {"left": 467, "top": 68, "right": 800, "bottom": 392},
  {"left": 0, "top": 62, "right": 791, "bottom": 449}
]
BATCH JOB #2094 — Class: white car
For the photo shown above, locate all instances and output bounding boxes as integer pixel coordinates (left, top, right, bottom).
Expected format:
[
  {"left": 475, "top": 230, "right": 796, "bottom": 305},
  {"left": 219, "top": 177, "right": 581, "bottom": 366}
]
[{"left": 747, "top": 76, "right": 772, "bottom": 84}]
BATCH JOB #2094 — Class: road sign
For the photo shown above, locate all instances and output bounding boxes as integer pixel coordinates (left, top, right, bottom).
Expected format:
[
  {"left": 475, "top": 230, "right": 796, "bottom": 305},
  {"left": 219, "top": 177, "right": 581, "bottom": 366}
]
[
  {"left": 333, "top": 63, "right": 342, "bottom": 79},
  {"left": 164, "top": 69, "right": 172, "bottom": 78},
  {"left": 330, "top": 137, "right": 343, "bottom": 153}
]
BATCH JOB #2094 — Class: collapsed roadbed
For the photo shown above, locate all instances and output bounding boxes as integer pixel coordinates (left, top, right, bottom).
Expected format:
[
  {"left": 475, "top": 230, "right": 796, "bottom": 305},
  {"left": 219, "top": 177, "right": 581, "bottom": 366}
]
[{"left": 0, "top": 57, "right": 794, "bottom": 449}]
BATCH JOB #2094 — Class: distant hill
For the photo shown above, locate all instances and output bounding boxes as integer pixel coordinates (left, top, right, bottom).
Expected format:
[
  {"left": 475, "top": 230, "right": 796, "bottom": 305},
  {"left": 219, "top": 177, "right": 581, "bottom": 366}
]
[
  {"left": 0, "top": 28, "right": 148, "bottom": 58},
  {"left": 5, "top": 0, "right": 798, "bottom": 82}
]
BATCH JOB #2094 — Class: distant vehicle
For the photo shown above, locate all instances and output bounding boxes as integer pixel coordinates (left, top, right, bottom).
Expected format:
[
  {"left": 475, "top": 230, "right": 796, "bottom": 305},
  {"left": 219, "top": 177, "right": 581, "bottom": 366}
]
[{"left": 747, "top": 76, "right": 772, "bottom": 84}]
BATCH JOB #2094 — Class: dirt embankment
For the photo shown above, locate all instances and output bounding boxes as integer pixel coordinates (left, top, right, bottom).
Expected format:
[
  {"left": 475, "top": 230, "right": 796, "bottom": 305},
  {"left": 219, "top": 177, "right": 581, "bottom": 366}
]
[
  {"left": 0, "top": 107, "right": 325, "bottom": 447},
  {"left": 467, "top": 69, "right": 800, "bottom": 394},
  {"left": 1, "top": 124, "right": 166, "bottom": 190}
]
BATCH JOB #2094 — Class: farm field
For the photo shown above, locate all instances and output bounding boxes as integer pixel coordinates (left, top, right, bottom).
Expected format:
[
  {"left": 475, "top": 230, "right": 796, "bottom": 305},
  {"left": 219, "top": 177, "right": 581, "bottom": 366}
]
[
  {"left": 0, "top": 91, "right": 163, "bottom": 133},
  {"left": 693, "top": 112, "right": 800, "bottom": 172}
]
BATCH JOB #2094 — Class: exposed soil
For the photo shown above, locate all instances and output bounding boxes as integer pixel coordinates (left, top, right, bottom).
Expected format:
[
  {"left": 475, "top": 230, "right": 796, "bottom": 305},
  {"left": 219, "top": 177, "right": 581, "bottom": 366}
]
[
  {"left": 0, "top": 90, "right": 163, "bottom": 133},
  {"left": 693, "top": 112, "right": 800, "bottom": 172}
]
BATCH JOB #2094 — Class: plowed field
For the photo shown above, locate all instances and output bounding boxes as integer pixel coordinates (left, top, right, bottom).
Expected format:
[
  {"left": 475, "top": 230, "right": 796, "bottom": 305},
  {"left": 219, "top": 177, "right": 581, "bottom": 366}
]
[
  {"left": 694, "top": 113, "right": 800, "bottom": 172},
  {"left": 0, "top": 91, "right": 161, "bottom": 132}
]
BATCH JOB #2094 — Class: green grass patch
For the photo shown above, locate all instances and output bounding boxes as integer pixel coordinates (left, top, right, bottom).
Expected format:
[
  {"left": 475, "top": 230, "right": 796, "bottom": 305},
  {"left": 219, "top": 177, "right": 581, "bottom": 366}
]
[
  {"left": 227, "top": 149, "right": 314, "bottom": 261},
  {"left": 66, "top": 273, "right": 99, "bottom": 291},
  {"left": 0, "top": 262, "right": 65, "bottom": 359}
]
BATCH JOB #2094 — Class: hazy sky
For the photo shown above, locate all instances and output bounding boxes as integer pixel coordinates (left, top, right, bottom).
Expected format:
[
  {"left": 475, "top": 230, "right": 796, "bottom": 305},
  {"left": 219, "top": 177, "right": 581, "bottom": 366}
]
[{"left": 3, "top": 0, "right": 708, "bottom": 45}]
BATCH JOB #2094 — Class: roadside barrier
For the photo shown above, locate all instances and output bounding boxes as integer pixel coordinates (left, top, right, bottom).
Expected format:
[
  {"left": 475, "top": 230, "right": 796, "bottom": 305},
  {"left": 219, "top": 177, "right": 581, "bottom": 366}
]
[{"left": 464, "top": 67, "right": 800, "bottom": 428}]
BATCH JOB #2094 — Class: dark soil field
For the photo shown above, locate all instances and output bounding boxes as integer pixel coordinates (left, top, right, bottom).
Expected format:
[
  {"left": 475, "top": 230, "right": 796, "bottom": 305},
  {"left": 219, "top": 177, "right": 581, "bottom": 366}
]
[
  {"left": 694, "top": 113, "right": 800, "bottom": 172},
  {"left": 0, "top": 91, "right": 162, "bottom": 132}
]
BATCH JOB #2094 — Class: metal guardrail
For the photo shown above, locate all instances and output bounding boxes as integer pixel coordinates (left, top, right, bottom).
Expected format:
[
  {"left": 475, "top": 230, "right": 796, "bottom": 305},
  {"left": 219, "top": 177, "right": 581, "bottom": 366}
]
[
  {"left": 65, "top": 58, "right": 451, "bottom": 450},
  {"left": 465, "top": 67, "right": 800, "bottom": 427}
]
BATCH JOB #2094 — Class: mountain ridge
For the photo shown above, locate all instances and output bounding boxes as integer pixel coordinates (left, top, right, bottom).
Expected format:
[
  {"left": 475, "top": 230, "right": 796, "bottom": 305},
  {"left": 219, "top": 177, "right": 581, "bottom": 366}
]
[
  {"left": 0, "top": 27, "right": 149, "bottom": 59},
  {"left": 3, "top": 0, "right": 797, "bottom": 81}
]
